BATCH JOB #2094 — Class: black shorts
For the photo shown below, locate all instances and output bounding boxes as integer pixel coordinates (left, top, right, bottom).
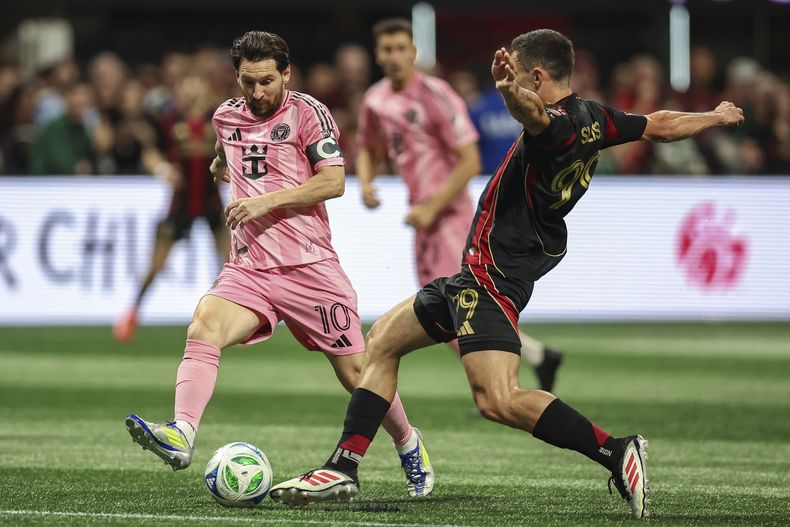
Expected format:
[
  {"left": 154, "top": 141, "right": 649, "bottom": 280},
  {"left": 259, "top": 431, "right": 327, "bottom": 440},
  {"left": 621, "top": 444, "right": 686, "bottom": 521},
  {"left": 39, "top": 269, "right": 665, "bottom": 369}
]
[
  {"left": 413, "top": 266, "right": 534, "bottom": 356},
  {"left": 157, "top": 188, "right": 225, "bottom": 241},
  {"left": 156, "top": 208, "right": 225, "bottom": 241}
]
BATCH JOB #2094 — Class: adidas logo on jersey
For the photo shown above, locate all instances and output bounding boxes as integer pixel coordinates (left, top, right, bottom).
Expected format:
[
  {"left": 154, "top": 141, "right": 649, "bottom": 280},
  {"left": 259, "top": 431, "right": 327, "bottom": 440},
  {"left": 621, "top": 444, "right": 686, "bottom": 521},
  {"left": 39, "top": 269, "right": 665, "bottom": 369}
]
[
  {"left": 330, "top": 334, "right": 352, "bottom": 348},
  {"left": 222, "top": 97, "right": 245, "bottom": 109},
  {"left": 227, "top": 128, "right": 242, "bottom": 142}
]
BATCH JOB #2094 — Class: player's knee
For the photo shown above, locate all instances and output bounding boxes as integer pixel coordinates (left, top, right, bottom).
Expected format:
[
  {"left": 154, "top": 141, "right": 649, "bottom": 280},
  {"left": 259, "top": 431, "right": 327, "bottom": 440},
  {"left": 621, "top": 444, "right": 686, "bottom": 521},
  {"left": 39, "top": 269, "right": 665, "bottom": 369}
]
[
  {"left": 475, "top": 398, "right": 507, "bottom": 424},
  {"left": 473, "top": 389, "right": 513, "bottom": 425},
  {"left": 187, "top": 314, "right": 223, "bottom": 346}
]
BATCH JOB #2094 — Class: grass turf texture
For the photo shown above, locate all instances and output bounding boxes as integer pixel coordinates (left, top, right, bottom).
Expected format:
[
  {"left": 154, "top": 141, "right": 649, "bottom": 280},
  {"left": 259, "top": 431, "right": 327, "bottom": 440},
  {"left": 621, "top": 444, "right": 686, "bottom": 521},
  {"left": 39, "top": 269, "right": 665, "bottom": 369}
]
[{"left": 0, "top": 323, "right": 788, "bottom": 526}]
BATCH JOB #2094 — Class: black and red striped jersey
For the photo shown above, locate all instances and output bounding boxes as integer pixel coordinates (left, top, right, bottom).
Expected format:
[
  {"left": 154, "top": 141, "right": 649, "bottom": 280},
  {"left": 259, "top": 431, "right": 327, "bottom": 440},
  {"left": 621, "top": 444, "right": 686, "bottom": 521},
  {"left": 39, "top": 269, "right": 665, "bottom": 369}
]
[{"left": 462, "top": 92, "right": 647, "bottom": 283}]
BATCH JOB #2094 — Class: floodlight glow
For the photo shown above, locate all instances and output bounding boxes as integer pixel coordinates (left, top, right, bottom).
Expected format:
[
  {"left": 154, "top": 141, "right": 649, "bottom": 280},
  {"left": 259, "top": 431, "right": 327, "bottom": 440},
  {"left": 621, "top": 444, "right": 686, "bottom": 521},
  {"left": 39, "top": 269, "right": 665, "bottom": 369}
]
[
  {"left": 670, "top": 4, "right": 691, "bottom": 92},
  {"left": 412, "top": 2, "right": 436, "bottom": 70}
]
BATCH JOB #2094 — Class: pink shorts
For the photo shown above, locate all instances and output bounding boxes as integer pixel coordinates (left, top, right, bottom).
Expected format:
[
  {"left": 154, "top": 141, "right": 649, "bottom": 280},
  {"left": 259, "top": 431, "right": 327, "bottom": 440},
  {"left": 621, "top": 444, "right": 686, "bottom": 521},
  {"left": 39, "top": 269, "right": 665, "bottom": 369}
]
[
  {"left": 415, "top": 211, "right": 472, "bottom": 287},
  {"left": 205, "top": 259, "right": 364, "bottom": 355}
]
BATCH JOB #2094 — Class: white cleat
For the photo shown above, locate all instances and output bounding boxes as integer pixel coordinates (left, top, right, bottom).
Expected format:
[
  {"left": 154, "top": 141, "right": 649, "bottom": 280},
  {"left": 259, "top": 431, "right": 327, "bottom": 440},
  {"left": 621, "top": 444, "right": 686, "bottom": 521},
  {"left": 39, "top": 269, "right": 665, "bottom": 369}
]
[
  {"left": 125, "top": 414, "right": 193, "bottom": 471},
  {"left": 609, "top": 435, "right": 650, "bottom": 519},
  {"left": 269, "top": 468, "right": 359, "bottom": 506},
  {"left": 398, "top": 427, "right": 434, "bottom": 497}
]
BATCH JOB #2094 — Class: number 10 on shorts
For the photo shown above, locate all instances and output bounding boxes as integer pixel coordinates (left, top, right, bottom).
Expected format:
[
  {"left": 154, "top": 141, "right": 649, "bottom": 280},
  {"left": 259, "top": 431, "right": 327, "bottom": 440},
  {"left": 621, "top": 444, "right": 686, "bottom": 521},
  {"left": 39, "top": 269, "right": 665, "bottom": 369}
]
[{"left": 314, "top": 303, "right": 352, "bottom": 334}]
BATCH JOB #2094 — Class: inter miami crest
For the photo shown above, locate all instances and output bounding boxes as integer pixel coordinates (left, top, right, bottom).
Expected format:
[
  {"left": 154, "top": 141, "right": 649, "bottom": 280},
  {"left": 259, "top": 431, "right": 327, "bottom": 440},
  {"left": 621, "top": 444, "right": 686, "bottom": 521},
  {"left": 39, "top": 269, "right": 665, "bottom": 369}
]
[
  {"left": 271, "top": 123, "right": 290, "bottom": 142},
  {"left": 405, "top": 109, "right": 418, "bottom": 124}
]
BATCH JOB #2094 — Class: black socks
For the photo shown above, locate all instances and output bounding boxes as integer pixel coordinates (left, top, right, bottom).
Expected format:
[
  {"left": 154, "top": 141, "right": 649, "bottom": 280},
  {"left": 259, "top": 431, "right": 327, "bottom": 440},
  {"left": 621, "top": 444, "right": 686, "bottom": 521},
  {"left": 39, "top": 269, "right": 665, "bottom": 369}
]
[
  {"left": 532, "top": 398, "right": 624, "bottom": 473},
  {"left": 324, "top": 388, "right": 391, "bottom": 476}
]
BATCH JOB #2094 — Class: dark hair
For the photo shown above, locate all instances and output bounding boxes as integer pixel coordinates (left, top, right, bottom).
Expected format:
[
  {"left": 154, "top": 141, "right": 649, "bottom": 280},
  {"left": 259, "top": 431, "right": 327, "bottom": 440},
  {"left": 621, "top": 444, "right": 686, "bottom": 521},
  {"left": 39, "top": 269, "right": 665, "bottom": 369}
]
[
  {"left": 372, "top": 18, "right": 413, "bottom": 41},
  {"left": 511, "top": 29, "right": 575, "bottom": 83},
  {"left": 230, "top": 31, "right": 290, "bottom": 72}
]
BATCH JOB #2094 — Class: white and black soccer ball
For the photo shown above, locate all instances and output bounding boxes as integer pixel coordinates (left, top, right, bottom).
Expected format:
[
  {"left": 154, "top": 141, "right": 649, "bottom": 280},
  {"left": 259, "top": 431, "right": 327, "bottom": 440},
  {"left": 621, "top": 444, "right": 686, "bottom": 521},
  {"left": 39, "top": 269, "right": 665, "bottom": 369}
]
[{"left": 204, "top": 442, "right": 273, "bottom": 507}]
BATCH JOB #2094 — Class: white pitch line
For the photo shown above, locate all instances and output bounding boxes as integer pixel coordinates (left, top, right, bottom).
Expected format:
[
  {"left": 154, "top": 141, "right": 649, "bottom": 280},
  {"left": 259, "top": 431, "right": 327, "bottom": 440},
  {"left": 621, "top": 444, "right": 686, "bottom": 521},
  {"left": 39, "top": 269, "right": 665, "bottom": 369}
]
[{"left": 0, "top": 509, "right": 469, "bottom": 527}]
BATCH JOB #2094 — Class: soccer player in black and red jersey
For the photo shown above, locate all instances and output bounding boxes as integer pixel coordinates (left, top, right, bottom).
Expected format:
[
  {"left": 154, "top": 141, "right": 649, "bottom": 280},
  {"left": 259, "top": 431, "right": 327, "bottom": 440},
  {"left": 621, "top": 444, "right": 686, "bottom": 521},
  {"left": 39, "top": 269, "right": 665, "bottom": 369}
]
[
  {"left": 114, "top": 76, "right": 230, "bottom": 342},
  {"left": 271, "top": 30, "right": 744, "bottom": 518}
]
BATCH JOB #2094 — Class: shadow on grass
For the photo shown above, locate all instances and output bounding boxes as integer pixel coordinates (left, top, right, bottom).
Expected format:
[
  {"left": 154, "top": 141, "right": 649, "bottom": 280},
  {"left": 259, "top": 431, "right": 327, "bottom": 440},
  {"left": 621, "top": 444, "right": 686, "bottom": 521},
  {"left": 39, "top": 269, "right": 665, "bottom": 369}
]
[{"left": 290, "top": 494, "right": 502, "bottom": 514}]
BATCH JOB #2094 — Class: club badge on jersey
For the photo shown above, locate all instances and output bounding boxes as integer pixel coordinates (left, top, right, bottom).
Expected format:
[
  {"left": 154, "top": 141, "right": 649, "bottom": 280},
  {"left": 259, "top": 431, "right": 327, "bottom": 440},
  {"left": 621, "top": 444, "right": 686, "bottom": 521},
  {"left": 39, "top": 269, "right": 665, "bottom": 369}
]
[{"left": 271, "top": 123, "right": 290, "bottom": 142}]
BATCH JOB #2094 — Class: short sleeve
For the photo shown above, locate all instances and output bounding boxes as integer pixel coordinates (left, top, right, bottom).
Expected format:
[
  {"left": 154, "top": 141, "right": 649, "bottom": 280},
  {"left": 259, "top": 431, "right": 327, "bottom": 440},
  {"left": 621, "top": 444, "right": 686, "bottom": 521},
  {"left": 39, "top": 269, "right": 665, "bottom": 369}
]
[
  {"left": 423, "top": 81, "right": 479, "bottom": 151},
  {"left": 595, "top": 103, "right": 648, "bottom": 149},
  {"left": 210, "top": 108, "right": 222, "bottom": 143},
  {"left": 297, "top": 97, "right": 345, "bottom": 171},
  {"left": 529, "top": 107, "right": 577, "bottom": 150}
]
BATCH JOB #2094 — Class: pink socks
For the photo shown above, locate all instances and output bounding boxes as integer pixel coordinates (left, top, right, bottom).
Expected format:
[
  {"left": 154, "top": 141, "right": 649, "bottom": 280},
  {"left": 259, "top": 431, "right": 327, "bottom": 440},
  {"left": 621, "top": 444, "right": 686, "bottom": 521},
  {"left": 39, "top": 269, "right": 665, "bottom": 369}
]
[
  {"left": 173, "top": 338, "right": 414, "bottom": 449},
  {"left": 174, "top": 339, "right": 221, "bottom": 432},
  {"left": 381, "top": 393, "right": 413, "bottom": 446}
]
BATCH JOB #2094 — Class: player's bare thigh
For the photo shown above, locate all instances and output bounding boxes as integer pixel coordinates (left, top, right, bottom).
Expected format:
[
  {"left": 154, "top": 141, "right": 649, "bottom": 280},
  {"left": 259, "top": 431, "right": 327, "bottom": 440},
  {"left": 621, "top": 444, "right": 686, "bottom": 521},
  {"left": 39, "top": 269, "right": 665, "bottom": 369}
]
[
  {"left": 364, "top": 295, "right": 438, "bottom": 363},
  {"left": 462, "top": 350, "right": 555, "bottom": 431},
  {"left": 323, "top": 295, "right": 434, "bottom": 396},
  {"left": 187, "top": 294, "right": 263, "bottom": 349},
  {"left": 358, "top": 295, "right": 438, "bottom": 401}
]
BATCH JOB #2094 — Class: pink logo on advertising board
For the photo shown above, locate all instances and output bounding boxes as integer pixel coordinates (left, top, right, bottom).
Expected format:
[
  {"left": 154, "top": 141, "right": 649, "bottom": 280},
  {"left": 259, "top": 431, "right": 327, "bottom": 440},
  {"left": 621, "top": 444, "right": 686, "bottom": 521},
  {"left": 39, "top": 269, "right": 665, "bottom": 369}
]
[{"left": 677, "top": 202, "right": 747, "bottom": 291}]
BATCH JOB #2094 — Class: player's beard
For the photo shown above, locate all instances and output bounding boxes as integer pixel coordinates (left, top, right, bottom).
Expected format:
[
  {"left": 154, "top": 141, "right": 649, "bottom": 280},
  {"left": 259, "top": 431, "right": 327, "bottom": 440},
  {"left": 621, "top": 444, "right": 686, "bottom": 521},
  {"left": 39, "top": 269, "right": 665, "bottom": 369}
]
[{"left": 246, "top": 90, "right": 284, "bottom": 120}]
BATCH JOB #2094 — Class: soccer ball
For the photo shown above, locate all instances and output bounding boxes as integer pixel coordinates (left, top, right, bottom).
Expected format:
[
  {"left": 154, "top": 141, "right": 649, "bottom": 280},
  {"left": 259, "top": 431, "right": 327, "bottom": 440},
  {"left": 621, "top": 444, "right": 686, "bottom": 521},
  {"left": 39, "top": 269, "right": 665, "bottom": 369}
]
[{"left": 204, "top": 442, "right": 273, "bottom": 507}]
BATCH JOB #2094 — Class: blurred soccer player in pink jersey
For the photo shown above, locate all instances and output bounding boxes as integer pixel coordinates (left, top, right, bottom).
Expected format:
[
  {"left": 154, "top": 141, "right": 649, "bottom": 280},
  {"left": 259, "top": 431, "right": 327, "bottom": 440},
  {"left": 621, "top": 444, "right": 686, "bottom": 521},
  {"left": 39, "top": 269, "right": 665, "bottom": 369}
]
[
  {"left": 356, "top": 19, "right": 563, "bottom": 392},
  {"left": 124, "top": 31, "right": 434, "bottom": 499}
]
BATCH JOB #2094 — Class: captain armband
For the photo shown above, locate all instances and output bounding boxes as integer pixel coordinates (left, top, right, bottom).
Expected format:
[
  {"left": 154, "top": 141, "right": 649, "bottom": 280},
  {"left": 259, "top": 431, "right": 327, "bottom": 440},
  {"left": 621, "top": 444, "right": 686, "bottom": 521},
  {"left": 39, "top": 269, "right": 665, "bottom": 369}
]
[{"left": 306, "top": 134, "right": 344, "bottom": 166}]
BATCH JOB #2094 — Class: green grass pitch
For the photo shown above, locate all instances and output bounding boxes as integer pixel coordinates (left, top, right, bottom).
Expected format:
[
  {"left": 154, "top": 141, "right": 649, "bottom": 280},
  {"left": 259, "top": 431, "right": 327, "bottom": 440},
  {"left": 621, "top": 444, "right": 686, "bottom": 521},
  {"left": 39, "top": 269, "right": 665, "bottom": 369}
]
[{"left": 1, "top": 323, "right": 789, "bottom": 526}]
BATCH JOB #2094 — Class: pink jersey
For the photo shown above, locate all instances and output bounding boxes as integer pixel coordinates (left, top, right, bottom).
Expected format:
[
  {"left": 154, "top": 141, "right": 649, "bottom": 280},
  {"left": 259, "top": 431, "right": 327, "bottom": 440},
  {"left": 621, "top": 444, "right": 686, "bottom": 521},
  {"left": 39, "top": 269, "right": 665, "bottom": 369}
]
[
  {"left": 357, "top": 71, "right": 479, "bottom": 210},
  {"left": 212, "top": 91, "right": 345, "bottom": 270}
]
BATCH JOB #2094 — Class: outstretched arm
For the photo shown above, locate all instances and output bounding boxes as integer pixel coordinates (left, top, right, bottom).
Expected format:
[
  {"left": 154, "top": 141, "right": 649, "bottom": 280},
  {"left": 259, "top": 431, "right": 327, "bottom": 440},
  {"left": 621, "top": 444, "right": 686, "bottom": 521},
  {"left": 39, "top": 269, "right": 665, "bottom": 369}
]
[
  {"left": 491, "top": 47, "right": 550, "bottom": 136},
  {"left": 642, "top": 102, "right": 744, "bottom": 143}
]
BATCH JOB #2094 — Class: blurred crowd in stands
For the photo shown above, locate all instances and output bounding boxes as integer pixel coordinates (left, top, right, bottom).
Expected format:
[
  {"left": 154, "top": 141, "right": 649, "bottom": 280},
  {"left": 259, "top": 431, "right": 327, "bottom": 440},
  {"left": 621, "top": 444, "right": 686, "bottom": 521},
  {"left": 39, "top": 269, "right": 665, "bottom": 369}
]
[{"left": 1, "top": 42, "right": 788, "bottom": 178}]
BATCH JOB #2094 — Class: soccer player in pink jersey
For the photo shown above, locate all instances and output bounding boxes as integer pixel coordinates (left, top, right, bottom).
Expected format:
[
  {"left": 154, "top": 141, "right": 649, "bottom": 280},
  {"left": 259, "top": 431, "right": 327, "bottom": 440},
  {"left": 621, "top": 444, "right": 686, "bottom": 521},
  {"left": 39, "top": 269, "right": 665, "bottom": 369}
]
[
  {"left": 124, "top": 31, "right": 434, "bottom": 499},
  {"left": 356, "top": 19, "right": 563, "bottom": 392}
]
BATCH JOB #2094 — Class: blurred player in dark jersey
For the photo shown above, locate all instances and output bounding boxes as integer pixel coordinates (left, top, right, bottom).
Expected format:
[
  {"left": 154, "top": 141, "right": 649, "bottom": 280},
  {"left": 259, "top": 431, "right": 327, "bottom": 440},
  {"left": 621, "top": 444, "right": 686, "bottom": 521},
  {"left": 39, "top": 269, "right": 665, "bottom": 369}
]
[
  {"left": 114, "top": 76, "right": 230, "bottom": 342},
  {"left": 274, "top": 29, "right": 744, "bottom": 518}
]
